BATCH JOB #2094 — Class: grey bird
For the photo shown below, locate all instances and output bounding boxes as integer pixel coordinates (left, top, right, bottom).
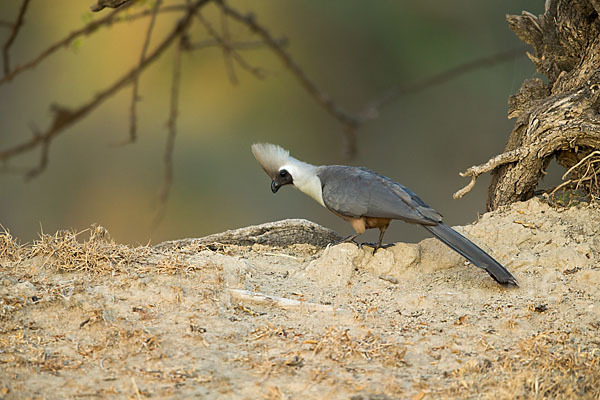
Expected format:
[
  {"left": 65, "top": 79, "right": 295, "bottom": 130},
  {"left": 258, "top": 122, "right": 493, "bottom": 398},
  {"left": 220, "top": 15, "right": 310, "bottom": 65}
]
[{"left": 251, "top": 143, "right": 517, "bottom": 286}]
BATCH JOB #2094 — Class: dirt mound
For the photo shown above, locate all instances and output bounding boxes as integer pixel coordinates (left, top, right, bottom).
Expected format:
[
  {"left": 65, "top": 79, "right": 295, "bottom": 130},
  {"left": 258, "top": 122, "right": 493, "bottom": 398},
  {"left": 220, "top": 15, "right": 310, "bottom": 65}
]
[{"left": 1, "top": 198, "right": 599, "bottom": 399}]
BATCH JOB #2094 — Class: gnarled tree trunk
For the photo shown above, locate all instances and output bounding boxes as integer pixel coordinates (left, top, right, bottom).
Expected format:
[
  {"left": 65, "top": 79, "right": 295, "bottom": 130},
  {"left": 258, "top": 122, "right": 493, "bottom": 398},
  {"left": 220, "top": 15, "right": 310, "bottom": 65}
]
[{"left": 487, "top": 0, "right": 600, "bottom": 209}]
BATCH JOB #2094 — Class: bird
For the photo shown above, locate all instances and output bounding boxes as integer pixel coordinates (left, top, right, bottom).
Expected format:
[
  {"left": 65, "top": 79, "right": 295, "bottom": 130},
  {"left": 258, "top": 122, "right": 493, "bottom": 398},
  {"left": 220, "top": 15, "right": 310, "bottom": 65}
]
[{"left": 251, "top": 143, "right": 518, "bottom": 286}]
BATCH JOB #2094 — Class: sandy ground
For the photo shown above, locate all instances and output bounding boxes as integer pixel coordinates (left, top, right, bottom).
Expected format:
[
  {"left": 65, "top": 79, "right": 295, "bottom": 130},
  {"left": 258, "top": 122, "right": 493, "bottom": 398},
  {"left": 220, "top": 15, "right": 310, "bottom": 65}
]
[{"left": 1, "top": 197, "right": 599, "bottom": 399}]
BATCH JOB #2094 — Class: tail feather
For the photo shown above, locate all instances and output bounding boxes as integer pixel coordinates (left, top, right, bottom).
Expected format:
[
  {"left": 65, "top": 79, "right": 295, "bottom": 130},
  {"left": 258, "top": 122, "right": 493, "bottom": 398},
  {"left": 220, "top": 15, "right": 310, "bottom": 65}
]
[{"left": 423, "top": 223, "right": 517, "bottom": 286}]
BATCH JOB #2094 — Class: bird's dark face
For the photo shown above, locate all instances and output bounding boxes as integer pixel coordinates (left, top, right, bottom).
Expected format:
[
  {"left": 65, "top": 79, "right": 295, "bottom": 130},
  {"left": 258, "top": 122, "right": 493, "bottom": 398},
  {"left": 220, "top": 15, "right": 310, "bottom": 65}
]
[{"left": 271, "top": 169, "right": 293, "bottom": 193}]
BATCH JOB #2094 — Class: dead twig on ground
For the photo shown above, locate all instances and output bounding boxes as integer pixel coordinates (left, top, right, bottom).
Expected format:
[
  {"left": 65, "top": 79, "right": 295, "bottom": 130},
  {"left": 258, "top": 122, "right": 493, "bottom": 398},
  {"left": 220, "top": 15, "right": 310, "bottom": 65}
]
[{"left": 228, "top": 288, "right": 347, "bottom": 313}]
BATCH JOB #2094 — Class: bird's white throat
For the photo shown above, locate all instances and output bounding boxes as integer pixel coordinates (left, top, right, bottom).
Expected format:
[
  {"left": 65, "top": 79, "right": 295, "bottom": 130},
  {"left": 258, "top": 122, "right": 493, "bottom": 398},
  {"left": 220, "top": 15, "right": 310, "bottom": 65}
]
[{"left": 281, "top": 160, "right": 325, "bottom": 207}]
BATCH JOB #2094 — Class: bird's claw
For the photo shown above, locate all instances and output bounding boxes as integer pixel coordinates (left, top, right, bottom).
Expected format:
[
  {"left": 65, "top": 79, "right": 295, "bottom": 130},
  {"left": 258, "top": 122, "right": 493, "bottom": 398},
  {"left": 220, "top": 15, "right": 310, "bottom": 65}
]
[
  {"left": 358, "top": 242, "right": 376, "bottom": 249},
  {"left": 359, "top": 242, "right": 394, "bottom": 254}
]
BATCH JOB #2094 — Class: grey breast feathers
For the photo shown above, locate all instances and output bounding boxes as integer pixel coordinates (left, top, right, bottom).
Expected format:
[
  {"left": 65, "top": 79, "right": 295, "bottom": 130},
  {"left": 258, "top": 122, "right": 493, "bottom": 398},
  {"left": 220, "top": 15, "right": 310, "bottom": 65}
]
[{"left": 317, "top": 166, "right": 442, "bottom": 225}]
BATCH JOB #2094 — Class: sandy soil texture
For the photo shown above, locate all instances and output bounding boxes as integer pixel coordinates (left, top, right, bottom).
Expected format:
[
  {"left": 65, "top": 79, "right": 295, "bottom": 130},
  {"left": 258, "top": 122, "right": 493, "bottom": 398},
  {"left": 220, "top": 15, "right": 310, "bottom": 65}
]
[{"left": 1, "top": 197, "right": 599, "bottom": 399}]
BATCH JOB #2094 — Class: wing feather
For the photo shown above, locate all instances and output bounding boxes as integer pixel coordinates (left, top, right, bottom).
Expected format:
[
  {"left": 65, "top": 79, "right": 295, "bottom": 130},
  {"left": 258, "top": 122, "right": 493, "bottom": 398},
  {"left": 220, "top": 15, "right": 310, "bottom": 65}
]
[{"left": 318, "top": 166, "right": 441, "bottom": 225}]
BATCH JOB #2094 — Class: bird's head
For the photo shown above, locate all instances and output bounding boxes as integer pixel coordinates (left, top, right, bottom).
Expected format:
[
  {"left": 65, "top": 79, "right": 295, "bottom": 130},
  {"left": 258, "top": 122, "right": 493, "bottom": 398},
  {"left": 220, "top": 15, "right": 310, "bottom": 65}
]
[
  {"left": 251, "top": 143, "right": 325, "bottom": 206},
  {"left": 251, "top": 143, "right": 295, "bottom": 193}
]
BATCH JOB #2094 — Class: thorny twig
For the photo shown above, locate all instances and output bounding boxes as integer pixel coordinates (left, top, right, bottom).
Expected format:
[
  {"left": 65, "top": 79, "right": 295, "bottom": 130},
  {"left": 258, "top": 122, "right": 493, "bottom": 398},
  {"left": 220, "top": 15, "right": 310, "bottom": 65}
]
[
  {"left": 124, "top": 0, "right": 163, "bottom": 145},
  {"left": 2, "top": 0, "right": 32, "bottom": 76}
]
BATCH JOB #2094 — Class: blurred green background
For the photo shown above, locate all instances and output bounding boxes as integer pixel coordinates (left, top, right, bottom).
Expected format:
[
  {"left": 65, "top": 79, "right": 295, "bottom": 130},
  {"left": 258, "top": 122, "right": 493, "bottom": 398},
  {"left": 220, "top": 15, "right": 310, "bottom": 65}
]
[{"left": 0, "top": 1, "right": 547, "bottom": 246}]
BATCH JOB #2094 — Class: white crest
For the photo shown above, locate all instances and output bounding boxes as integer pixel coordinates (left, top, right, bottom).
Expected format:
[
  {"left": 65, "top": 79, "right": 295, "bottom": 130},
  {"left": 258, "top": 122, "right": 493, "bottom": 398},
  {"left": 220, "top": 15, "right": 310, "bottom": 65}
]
[
  {"left": 251, "top": 143, "right": 325, "bottom": 207},
  {"left": 251, "top": 143, "right": 291, "bottom": 178}
]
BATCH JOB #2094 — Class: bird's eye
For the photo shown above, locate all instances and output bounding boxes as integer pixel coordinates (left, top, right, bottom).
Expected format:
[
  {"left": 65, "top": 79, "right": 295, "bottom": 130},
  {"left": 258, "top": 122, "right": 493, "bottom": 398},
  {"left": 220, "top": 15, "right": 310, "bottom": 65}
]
[{"left": 280, "top": 169, "right": 288, "bottom": 177}]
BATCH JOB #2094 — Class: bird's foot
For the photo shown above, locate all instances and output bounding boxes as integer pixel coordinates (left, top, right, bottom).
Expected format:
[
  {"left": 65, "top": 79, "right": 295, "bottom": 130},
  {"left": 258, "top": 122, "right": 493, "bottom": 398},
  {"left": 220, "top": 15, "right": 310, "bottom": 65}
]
[{"left": 359, "top": 242, "right": 394, "bottom": 254}]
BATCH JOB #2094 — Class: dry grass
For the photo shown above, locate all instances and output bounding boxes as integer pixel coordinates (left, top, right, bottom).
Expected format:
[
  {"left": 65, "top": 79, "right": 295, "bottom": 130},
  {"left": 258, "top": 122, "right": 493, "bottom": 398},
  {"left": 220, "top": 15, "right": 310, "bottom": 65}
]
[
  {"left": 1, "top": 209, "right": 599, "bottom": 399},
  {"left": 1, "top": 224, "right": 215, "bottom": 278},
  {"left": 308, "top": 326, "right": 407, "bottom": 367},
  {"left": 0, "top": 226, "right": 23, "bottom": 262},
  {"left": 27, "top": 224, "right": 150, "bottom": 273},
  {"left": 245, "top": 323, "right": 406, "bottom": 378},
  {"left": 437, "top": 332, "right": 600, "bottom": 399}
]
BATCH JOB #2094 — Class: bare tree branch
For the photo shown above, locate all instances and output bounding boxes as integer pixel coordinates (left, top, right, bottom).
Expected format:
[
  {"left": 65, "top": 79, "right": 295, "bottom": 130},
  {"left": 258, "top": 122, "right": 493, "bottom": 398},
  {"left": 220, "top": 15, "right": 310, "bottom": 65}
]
[
  {"left": 0, "top": 0, "right": 210, "bottom": 176},
  {"left": 91, "top": 0, "right": 133, "bottom": 12},
  {"left": 154, "top": 36, "right": 185, "bottom": 227},
  {"left": 453, "top": 148, "right": 525, "bottom": 199},
  {"left": 0, "top": 3, "right": 137, "bottom": 87},
  {"left": 183, "top": 37, "right": 288, "bottom": 51},
  {"left": 2, "top": 0, "right": 32, "bottom": 76},
  {"left": 358, "top": 46, "right": 529, "bottom": 121},
  {"left": 124, "top": 0, "right": 163, "bottom": 146},
  {"left": 219, "top": 6, "right": 238, "bottom": 85},
  {"left": 120, "top": 4, "right": 190, "bottom": 21},
  {"left": 0, "top": 0, "right": 538, "bottom": 221},
  {"left": 196, "top": 12, "right": 265, "bottom": 81},
  {"left": 216, "top": 0, "right": 360, "bottom": 155}
]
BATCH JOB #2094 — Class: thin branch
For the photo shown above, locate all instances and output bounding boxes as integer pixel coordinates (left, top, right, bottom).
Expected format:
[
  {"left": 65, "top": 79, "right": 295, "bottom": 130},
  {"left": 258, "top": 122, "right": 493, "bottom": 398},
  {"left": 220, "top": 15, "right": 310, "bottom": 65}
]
[
  {"left": 453, "top": 147, "right": 526, "bottom": 199},
  {"left": 153, "top": 35, "right": 184, "bottom": 227},
  {"left": 216, "top": 0, "right": 360, "bottom": 155},
  {"left": 2, "top": 0, "right": 32, "bottom": 76},
  {"left": 358, "top": 46, "right": 529, "bottom": 121},
  {"left": 0, "top": 3, "right": 137, "bottom": 87},
  {"left": 196, "top": 12, "right": 265, "bottom": 80},
  {"left": 184, "top": 37, "right": 288, "bottom": 51},
  {"left": 219, "top": 6, "right": 237, "bottom": 85},
  {"left": 120, "top": 4, "right": 190, "bottom": 21},
  {"left": 0, "top": 0, "right": 209, "bottom": 176},
  {"left": 124, "top": 0, "right": 163, "bottom": 145},
  {"left": 91, "top": 0, "right": 134, "bottom": 12},
  {"left": 26, "top": 134, "right": 50, "bottom": 180}
]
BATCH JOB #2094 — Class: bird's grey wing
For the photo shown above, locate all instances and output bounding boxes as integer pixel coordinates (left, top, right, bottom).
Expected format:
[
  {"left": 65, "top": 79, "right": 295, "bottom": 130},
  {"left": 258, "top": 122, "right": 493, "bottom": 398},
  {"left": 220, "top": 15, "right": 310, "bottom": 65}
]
[
  {"left": 376, "top": 176, "right": 443, "bottom": 223},
  {"left": 318, "top": 166, "right": 369, "bottom": 218},
  {"left": 318, "top": 166, "right": 441, "bottom": 225},
  {"left": 362, "top": 172, "right": 441, "bottom": 225}
]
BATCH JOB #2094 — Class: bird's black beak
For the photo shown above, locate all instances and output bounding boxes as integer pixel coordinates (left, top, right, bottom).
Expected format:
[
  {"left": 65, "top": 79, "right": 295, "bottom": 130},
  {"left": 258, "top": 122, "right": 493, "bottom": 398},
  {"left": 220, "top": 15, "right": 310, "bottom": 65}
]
[{"left": 271, "top": 180, "right": 280, "bottom": 193}]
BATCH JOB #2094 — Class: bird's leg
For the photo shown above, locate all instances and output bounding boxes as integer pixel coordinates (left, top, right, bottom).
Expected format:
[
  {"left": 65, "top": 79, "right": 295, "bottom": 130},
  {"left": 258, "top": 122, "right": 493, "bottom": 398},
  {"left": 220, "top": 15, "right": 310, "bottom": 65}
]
[
  {"left": 361, "top": 225, "right": 394, "bottom": 254},
  {"left": 373, "top": 225, "right": 388, "bottom": 254},
  {"left": 331, "top": 233, "right": 360, "bottom": 246}
]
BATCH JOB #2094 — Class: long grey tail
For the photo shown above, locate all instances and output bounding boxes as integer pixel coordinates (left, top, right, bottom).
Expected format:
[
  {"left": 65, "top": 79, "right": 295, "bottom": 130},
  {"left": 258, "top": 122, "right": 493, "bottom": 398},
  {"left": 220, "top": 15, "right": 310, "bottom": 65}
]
[{"left": 422, "top": 223, "right": 518, "bottom": 286}]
